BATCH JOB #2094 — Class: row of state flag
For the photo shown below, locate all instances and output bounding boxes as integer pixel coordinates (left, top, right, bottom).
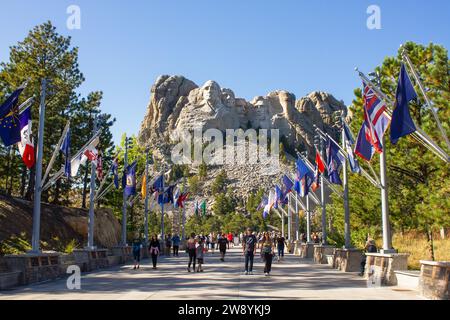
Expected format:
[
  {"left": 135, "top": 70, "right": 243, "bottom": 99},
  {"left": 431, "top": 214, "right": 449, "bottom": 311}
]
[{"left": 257, "top": 60, "right": 429, "bottom": 218}]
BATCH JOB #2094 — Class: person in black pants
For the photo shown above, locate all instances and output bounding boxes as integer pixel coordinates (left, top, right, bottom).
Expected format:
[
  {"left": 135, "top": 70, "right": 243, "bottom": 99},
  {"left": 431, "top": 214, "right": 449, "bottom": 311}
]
[
  {"left": 243, "top": 228, "right": 257, "bottom": 275},
  {"left": 218, "top": 233, "right": 228, "bottom": 262},
  {"left": 261, "top": 233, "right": 274, "bottom": 276},
  {"left": 186, "top": 233, "right": 197, "bottom": 272},
  {"left": 149, "top": 234, "right": 160, "bottom": 269}
]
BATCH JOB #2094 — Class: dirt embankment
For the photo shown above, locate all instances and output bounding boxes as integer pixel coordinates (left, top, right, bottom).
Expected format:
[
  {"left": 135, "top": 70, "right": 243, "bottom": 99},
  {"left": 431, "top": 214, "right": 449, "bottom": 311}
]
[{"left": 0, "top": 194, "right": 121, "bottom": 254}]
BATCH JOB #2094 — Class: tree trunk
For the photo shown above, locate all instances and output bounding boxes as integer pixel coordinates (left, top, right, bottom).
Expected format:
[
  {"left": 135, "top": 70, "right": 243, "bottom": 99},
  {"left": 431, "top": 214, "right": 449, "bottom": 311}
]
[
  {"left": 426, "top": 226, "right": 435, "bottom": 261},
  {"left": 440, "top": 227, "right": 445, "bottom": 240},
  {"left": 25, "top": 166, "right": 35, "bottom": 201},
  {"left": 81, "top": 166, "right": 89, "bottom": 208},
  {"left": 20, "top": 165, "right": 27, "bottom": 197}
]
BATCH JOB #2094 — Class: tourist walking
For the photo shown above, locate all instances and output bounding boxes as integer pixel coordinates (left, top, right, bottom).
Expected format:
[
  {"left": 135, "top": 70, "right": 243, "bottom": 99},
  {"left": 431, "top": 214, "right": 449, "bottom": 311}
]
[
  {"left": 196, "top": 237, "right": 205, "bottom": 272},
  {"left": 211, "top": 232, "right": 217, "bottom": 254},
  {"left": 171, "top": 234, "right": 180, "bottom": 257},
  {"left": 227, "top": 232, "right": 233, "bottom": 248},
  {"left": 218, "top": 233, "right": 228, "bottom": 262},
  {"left": 359, "top": 238, "right": 378, "bottom": 276},
  {"left": 275, "top": 233, "right": 286, "bottom": 262},
  {"left": 165, "top": 234, "right": 172, "bottom": 256},
  {"left": 187, "top": 233, "right": 197, "bottom": 272},
  {"left": 261, "top": 233, "right": 275, "bottom": 276},
  {"left": 149, "top": 234, "right": 160, "bottom": 269},
  {"left": 243, "top": 227, "right": 257, "bottom": 275},
  {"left": 132, "top": 237, "right": 142, "bottom": 270}
]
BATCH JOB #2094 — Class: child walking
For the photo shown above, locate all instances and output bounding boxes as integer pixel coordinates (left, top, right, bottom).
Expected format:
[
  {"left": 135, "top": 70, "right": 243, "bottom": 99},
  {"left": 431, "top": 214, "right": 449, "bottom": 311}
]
[{"left": 196, "top": 237, "right": 205, "bottom": 272}]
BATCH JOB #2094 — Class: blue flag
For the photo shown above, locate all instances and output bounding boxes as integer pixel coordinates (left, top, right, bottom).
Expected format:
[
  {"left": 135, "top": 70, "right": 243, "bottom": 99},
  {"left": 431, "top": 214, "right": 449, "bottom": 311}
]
[
  {"left": 111, "top": 159, "right": 119, "bottom": 188},
  {"left": 153, "top": 175, "right": 164, "bottom": 192},
  {"left": 274, "top": 185, "right": 283, "bottom": 209},
  {"left": 60, "top": 128, "right": 71, "bottom": 178},
  {"left": 343, "top": 123, "right": 361, "bottom": 173},
  {"left": 0, "top": 87, "right": 25, "bottom": 146},
  {"left": 390, "top": 63, "right": 418, "bottom": 144},
  {"left": 124, "top": 161, "right": 137, "bottom": 198},
  {"left": 326, "top": 138, "right": 345, "bottom": 185},
  {"left": 354, "top": 122, "right": 375, "bottom": 161},
  {"left": 295, "top": 158, "right": 313, "bottom": 197}
]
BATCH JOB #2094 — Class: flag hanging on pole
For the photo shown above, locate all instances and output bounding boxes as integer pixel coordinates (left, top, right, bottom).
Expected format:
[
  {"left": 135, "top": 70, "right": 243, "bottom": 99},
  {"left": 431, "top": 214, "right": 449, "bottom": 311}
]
[
  {"left": 141, "top": 174, "right": 147, "bottom": 199},
  {"left": 195, "top": 200, "right": 199, "bottom": 216},
  {"left": 111, "top": 158, "right": 119, "bottom": 188},
  {"left": 96, "top": 152, "right": 103, "bottom": 181},
  {"left": 124, "top": 161, "right": 137, "bottom": 198},
  {"left": 60, "top": 127, "right": 71, "bottom": 176},
  {"left": 295, "top": 158, "right": 313, "bottom": 197},
  {"left": 311, "top": 166, "right": 320, "bottom": 192},
  {"left": 343, "top": 122, "right": 361, "bottom": 173},
  {"left": 362, "top": 80, "right": 390, "bottom": 153},
  {"left": 0, "top": 85, "right": 26, "bottom": 146},
  {"left": 315, "top": 149, "right": 325, "bottom": 174},
  {"left": 274, "top": 185, "right": 283, "bottom": 209},
  {"left": 354, "top": 122, "right": 376, "bottom": 161},
  {"left": 177, "top": 192, "right": 189, "bottom": 208},
  {"left": 326, "top": 138, "right": 345, "bottom": 185},
  {"left": 390, "top": 63, "right": 418, "bottom": 144},
  {"left": 257, "top": 196, "right": 268, "bottom": 211},
  {"left": 200, "top": 200, "right": 207, "bottom": 217},
  {"left": 263, "top": 190, "right": 276, "bottom": 219},
  {"left": 17, "top": 107, "right": 35, "bottom": 169}
]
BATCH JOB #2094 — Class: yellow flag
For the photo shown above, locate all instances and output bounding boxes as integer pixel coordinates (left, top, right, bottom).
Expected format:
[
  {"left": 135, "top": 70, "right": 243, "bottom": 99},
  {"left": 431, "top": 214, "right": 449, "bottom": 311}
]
[{"left": 141, "top": 175, "right": 147, "bottom": 199}]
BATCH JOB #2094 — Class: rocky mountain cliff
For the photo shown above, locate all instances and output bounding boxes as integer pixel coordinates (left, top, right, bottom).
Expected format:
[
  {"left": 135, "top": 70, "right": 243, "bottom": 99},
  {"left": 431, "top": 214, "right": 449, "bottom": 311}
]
[{"left": 138, "top": 75, "right": 347, "bottom": 215}]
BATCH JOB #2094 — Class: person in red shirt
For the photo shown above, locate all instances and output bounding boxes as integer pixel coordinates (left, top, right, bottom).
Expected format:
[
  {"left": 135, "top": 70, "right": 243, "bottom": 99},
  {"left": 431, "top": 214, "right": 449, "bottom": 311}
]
[{"left": 227, "top": 232, "right": 233, "bottom": 248}]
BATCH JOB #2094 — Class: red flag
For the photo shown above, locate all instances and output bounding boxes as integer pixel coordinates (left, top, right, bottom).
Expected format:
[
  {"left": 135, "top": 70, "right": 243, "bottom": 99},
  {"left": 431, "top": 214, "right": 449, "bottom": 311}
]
[
  {"left": 315, "top": 150, "right": 325, "bottom": 174},
  {"left": 96, "top": 153, "right": 103, "bottom": 181}
]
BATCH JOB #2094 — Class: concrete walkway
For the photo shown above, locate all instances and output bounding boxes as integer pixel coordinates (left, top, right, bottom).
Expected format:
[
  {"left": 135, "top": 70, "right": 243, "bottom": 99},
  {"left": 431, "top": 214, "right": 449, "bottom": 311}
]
[{"left": 0, "top": 247, "right": 425, "bottom": 300}]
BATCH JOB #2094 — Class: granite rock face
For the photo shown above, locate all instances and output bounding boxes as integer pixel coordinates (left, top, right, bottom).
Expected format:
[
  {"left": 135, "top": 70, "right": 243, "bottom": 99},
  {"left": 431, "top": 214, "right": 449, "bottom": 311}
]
[
  {"left": 139, "top": 75, "right": 347, "bottom": 157},
  {"left": 137, "top": 75, "right": 346, "bottom": 223}
]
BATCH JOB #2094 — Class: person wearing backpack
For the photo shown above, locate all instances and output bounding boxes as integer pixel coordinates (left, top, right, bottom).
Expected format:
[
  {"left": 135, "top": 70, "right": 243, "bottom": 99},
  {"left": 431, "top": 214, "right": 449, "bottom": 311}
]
[
  {"left": 187, "top": 233, "right": 197, "bottom": 272},
  {"left": 132, "top": 237, "right": 143, "bottom": 270},
  {"left": 260, "top": 233, "right": 275, "bottom": 276},
  {"left": 196, "top": 237, "right": 205, "bottom": 272},
  {"left": 359, "top": 238, "right": 378, "bottom": 276}
]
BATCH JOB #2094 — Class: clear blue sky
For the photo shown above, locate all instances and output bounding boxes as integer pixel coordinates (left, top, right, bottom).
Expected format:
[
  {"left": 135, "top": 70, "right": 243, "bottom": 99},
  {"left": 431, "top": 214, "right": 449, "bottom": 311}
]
[{"left": 1, "top": 0, "right": 449, "bottom": 144}]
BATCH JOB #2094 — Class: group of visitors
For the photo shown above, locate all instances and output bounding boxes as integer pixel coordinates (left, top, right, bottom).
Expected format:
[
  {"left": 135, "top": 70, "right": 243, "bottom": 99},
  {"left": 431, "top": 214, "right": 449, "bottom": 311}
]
[
  {"left": 130, "top": 228, "right": 292, "bottom": 277},
  {"left": 132, "top": 234, "right": 161, "bottom": 270}
]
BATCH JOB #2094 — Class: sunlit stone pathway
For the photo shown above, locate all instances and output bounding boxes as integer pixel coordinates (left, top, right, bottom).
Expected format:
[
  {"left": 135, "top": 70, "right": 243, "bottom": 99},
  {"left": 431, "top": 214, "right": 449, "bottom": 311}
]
[{"left": 0, "top": 247, "right": 425, "bottom": 300}]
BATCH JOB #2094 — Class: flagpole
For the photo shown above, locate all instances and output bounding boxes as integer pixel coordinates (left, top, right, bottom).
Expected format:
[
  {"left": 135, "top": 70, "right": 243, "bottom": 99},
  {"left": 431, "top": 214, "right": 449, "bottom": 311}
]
[
  {"left": 182, "top": 176, "right": 186, "bottom": 242},
  {"left": 295, "top": 193, "right": 299, "bottom": 241},
  {"left": 318, "top": 136, "right": 327, "bottom": 245},
  {"left": 306, "top": 195, "right": 311, "bottom": 242},
  {"left": 144, "top": 149, "right": 149, "bottom": 246},
  {"left": 30, "top": 79, "right": 47, "bottom": 253},
  {"left": 380, "top": 135, "right": 394, "bottom": 253},
  {"left": 287, "top": 193, "right": 291, "bottom": 241},
  {"left": 161, "top": 172, "right": 165, "bottom": 253},
  {"left": 121, "top": 135, "right": 129, "bottom": 246},
  {"left": 281, "top": 207, "right": 285, "bottom": 238},
  {"left": 342, "top": 120, "right": 351, "bottom": 249},
  {"left": 87, "top": 118, "right": 98, "bottom": 250}
]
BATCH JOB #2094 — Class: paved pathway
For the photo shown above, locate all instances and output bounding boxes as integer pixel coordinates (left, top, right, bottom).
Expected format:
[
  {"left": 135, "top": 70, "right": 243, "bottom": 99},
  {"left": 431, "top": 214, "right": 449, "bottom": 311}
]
[{"left": 0, "top": 247, "right": 425, "bottom": 300}]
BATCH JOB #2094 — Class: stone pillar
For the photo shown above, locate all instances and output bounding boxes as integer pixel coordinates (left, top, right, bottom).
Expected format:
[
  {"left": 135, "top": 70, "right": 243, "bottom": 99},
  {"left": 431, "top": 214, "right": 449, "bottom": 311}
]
[
  {"left": 4, "top": 252, "right": 62, "bottom": 285},
  {"left": 364, "top": 252, "right": 409, "bottom": 286},
  {"left": 111, "top": 246, "right": 132, "bottom": 264},
  {"left": 73, "top": 249, "right": 109, "bottom": 272},
  {"left": 334, "top": 248, "right": 363, "bottom": 272},
  {"left": 313, "top": 245, "right": 336, "bottom": 264},
  {"left": 300, "top": 243, "right": 315, "bottom": 259},
  {"left": 419, "top": 260, "right": 449, "bottom": 300}
]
